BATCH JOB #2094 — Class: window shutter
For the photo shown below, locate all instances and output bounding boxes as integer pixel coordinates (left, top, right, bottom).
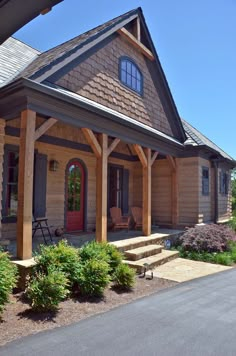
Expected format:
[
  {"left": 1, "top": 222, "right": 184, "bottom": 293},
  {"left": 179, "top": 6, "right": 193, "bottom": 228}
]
[
  {"left": 122, "top": 169, "right": 129, "bottom": 214},
  {"left": 219, "top": 171, "right": 222, "bottom": 193},
  {"left": 107, "top": 166, "right": 110, "bottom": 215},
  {"left": 225, "top": 173, "right": 229, "bottom": 194},
  {"left": 33, "top": 153, "right": 47, "bottom": 218},
  {"left": 202, "top": 167, "right": 209, "bottom": 195}
]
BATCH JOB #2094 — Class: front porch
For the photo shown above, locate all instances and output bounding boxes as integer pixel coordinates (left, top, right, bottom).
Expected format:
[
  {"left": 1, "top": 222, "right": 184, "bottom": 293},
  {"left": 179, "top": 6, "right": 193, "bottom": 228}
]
[
  {"left": 5, "top": 228, "right": 182, "bottom": 258},
  {"left": 0, "top": 80, "right": 184, "bottom": 261}
]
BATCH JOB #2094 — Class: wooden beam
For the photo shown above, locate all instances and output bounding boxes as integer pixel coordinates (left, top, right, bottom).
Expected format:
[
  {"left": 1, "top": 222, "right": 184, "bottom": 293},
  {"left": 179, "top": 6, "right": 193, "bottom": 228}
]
[
  {"left": 118, "top": 27, "right": 155, "bottom": 61},
  {"left": 133, "top": 144, "right": 147, "bottom": 167},
  {"left": 34, "top": 118, "right": 57, "bottom": 141},
  {"left": 171, "top": 160, "right": 179, "bottom": 227},
  {"left": 143, "top": 148, "right": 151, "bottom": 236},
  {"left": 96, "top": 134, "right": 108, "bottom": 243},
  {"left": 167, "top": 155, "right": 176, "bottom": 171},
  {"left": 17, "top": 110, "right": 36, "bottom": 260},
  {"left": 107, "top": 138, "right": 120, "bottom": 157},
  {"left": 151, "top": 151, "right": 159, "bottom": 166},
  {"left": 136, "top": 17, "right": 141, "bottom": 41},
  {"left": 0, "top": 119, "right": 5, "bottom": 242},
  {"left": 81, "top": 128, "right": 101, "bottom": 158}
]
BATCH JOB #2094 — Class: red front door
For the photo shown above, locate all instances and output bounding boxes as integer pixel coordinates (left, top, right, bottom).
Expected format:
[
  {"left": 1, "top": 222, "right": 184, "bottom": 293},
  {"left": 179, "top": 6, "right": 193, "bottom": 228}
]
[{"left": 66, "top": 160, "right": 84, "bottom": 232}]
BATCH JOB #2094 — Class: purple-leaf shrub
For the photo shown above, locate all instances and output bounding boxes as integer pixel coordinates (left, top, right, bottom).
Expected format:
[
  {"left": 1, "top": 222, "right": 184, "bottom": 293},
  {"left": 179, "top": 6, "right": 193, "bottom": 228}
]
[{"left": 179, "top": 224, "right": 236, "bottom": 253}]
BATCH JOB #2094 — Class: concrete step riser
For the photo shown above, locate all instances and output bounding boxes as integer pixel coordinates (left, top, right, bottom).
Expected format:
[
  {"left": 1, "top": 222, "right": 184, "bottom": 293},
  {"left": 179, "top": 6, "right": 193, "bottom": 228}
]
[{"left": 125, "top": 246, "right": 162, "bottom": 261}]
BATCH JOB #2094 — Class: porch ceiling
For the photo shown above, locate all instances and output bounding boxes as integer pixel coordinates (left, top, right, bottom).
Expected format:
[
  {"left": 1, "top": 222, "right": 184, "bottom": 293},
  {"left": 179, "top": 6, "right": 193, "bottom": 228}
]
[
  {"left": 0, "top": 78, "right": 186, "bottom": 156},
  {"left": 0, "top": 0, "right": 63, "bottom": 44}
]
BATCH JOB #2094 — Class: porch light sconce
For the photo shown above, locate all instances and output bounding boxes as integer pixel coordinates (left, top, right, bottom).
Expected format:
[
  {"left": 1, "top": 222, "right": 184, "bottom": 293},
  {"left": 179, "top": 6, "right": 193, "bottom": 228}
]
[{"left": 49, "top": 159, "right": 59, "bottom": 172}]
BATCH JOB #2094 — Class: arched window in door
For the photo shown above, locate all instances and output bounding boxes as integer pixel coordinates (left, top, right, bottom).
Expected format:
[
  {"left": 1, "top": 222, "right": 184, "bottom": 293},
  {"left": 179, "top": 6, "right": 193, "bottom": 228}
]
[{"left": 66, "top": 160, "right": 85, "bottom": 232}]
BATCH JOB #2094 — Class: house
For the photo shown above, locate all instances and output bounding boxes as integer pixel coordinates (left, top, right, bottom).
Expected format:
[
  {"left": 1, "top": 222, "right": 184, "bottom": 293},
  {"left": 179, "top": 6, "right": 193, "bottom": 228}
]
[{"left": 0, "top": 8, "right": 234, "bottom": 260}]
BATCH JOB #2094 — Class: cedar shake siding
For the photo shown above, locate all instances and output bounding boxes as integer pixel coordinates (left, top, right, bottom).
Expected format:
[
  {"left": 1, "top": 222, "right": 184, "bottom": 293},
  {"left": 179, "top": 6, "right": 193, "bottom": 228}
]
[{"left": 55, "top": 34, "right": 174, "bottom": 137}]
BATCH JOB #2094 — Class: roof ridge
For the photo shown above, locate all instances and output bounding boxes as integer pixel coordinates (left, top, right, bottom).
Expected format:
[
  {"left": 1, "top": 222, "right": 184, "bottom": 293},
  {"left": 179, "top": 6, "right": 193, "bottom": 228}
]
[
  {"left": 17, "top": 7, "right": 140, "bottom": 81},
  {"left": 41, "top": 7, "right": 139, "bottom": 55}
]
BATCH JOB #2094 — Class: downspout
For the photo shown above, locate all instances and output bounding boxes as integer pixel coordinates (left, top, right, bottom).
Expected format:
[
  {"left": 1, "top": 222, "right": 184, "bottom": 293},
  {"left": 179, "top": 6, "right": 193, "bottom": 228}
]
[{"left": 212, "top": 160, "right": 219, "bottom": 223}]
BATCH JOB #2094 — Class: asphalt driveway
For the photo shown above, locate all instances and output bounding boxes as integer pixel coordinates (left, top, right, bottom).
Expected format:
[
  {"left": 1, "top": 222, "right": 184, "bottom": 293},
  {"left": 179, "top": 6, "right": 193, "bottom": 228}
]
[{"left": 1, "top": 269, "right": 236, "bottom": 356}]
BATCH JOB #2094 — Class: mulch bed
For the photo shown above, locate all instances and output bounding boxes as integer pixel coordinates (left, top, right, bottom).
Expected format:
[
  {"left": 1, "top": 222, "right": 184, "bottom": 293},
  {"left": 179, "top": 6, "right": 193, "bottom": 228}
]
[{"left": 0, "top": 276, "right": 177, "bottom": 347}]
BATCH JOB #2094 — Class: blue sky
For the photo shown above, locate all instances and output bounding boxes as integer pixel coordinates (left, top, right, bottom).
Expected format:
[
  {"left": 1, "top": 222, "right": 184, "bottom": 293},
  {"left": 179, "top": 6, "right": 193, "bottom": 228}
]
[{"left": 14, "top": 0, "right": 236, "bottom": 158}]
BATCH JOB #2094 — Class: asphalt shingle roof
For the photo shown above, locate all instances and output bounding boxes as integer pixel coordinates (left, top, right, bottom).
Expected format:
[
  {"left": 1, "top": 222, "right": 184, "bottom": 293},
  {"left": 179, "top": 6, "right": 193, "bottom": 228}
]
[
  {"left": 17, "top": 8, "right": 139, "bottom": 81},
  {"left": 0, "top": 37, "right": 40, "bottom": 87},
  {"left": 182, "top": 118, "right": 234, "bottom": 161}
]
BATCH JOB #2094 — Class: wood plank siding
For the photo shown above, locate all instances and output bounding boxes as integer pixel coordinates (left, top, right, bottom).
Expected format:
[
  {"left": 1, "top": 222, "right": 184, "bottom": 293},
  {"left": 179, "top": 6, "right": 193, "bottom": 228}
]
[
  {"left": 2, "top": 119, "right": 135, "bottom": 239},
  {"left": 178, "top": 157, "right": 199, "bottom": 225}
]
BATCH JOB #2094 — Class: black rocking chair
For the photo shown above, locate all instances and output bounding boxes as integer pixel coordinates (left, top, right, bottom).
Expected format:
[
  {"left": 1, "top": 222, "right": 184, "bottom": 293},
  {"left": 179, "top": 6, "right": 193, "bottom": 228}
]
[{"left": 32, "top": 216, "right": 53, "bottom": 244}]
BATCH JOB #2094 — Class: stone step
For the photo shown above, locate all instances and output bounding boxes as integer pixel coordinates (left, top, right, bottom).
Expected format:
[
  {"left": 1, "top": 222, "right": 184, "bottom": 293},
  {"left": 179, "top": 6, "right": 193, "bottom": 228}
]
[
  {"left": 125, "top": 244, "right": 163, "bottom": 261},
  {"left": 124, "top": 250, "right": 179, "bottom": 273},
  {"left": 110, "top": 231, "right": 182, "bottom": 252}
]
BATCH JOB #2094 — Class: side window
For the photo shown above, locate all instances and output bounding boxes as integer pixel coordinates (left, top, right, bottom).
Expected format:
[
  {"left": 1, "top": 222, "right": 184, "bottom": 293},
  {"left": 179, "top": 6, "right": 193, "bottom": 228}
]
[
  {"left": 220, "top": 171, "right": 229, "bottom": 195},
  {"left": 119, "top": 57, "right": 143, "bottom": 95},
  {"left": 5, "top": 150, "right": 19, "bottom": 218},
  {"left": 202, "top": 167, "right": 209, "bottom": 195}
]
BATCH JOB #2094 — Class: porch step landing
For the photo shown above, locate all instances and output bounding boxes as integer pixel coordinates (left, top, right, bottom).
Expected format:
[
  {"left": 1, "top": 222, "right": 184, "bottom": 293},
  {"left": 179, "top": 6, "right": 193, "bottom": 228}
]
[
  {"left": 125, "top": 244, "right": 163, "bottom": 261},
  {"left": 111, "top": 230, "right": 182, "bottom": 273},
  {"left": 110, "top": 230, "right": 181, "bottom": 253}
]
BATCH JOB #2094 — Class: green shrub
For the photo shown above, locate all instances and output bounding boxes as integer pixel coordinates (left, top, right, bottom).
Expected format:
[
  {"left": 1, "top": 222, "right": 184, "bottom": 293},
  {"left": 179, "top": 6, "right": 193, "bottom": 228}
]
[
  {"left": 102, "top": 244, "right": 123, "bottom": 274},
  {"left": 79, "top": 241, "right": 123, "bottom": 274},
  {"left": 228, "top": 217, "right": 236, "bottom": 232},
  {"left": 214, "top": 253, "right": 233, "bottom": 266},
  {"left": 79, "top": 241, "right": 109, "bottom": 264},
  {"left": 77, "top": 258, "right": 110, "bottom": 297},
  {"left": 35, "top": 240, "right": 81, "bottom": 287},
  {"left": 113, "top": 263, "right": 136, "bottom": 290},
  {"left": 176, "top": 245, "right": 234, "bottom": 266},
  {"left": 0, "top": 250, "right": 18, "bottom": 314},
  {"left": 26, "top": 267, "right": 70, "bottom": 312}
]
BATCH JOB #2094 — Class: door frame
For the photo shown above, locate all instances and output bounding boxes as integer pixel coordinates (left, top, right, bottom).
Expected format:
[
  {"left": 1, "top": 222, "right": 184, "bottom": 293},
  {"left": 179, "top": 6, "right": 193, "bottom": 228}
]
[{"left": 64, "top": 158, "right": 88, "bottom": 232}]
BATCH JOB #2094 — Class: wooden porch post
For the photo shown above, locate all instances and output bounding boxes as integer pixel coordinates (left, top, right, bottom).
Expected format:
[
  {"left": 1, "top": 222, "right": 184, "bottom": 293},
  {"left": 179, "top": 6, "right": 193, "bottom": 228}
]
[
  {"left": 167, "top": 156, "right": 179, "bottom": 227},
  {"left": 133, "top": 145, "right": 153, "bottom": 236},
  {"left": 0, "top": 119, "right": 5, "bottom": 241},
  {"left": 96, "top": 133, "right": 108, "bottom": 242},
  {"left": 17, "top": 110, "right": 36, "bottom": 260},
  {"left": 143, "top": 148, "right": 151, "bottom": 235},
  {"left": 81, "top": 129, "right": 122, "bottom": 243}
]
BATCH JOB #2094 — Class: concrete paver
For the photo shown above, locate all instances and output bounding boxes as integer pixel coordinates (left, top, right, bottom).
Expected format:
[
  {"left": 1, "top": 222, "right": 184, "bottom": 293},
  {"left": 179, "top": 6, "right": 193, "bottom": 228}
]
[{"left": 152, "top": 257, "right": 232, "bottom": 282}]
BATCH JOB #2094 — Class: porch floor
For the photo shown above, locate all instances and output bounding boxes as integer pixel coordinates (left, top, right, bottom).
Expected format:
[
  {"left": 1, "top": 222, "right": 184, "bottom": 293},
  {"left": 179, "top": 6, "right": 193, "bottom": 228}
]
[{"left": 6, "top": 228, "right": 183, "bottom": 258}]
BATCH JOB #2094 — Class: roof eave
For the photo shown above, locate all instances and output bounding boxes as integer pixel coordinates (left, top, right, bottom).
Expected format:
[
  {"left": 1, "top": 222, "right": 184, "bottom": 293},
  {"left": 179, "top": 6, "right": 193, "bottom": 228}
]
[{"left": 0, "top": 78, "right": 185, "bottom": 156}]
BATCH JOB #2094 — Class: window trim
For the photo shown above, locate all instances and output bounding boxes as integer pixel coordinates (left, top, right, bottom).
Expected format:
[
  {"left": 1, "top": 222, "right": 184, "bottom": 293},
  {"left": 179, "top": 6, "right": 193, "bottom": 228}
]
[
  {"left": 219, "top": 170, "right": 229, "bottom": 195},
  {"left": 202, "top": 166, "right": 209, "bottom": 196},
  {"left": 2, "top": 144, "right": 19, "bottom": 223},
  {"left": 2, "top": 145, "right": 40, "bottom": 224},
  {"left": 119, "top": 56, "right": 143, "bottom": 96}
]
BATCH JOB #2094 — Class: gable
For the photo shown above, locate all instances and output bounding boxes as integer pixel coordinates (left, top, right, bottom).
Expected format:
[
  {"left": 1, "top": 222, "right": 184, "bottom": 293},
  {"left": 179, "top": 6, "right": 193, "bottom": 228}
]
[
  {"left": 50, "top": 33, "right": 178, "bottom": 139},
  {"left": 14, "top": 8, "right": 186, "bottom": 142}
]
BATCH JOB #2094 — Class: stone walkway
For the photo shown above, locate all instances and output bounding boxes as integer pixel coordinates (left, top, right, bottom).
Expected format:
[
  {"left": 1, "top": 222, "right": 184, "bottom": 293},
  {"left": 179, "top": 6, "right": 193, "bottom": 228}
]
[{"left": 152, "top": 257, "right": 232, "bottom": 282}]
